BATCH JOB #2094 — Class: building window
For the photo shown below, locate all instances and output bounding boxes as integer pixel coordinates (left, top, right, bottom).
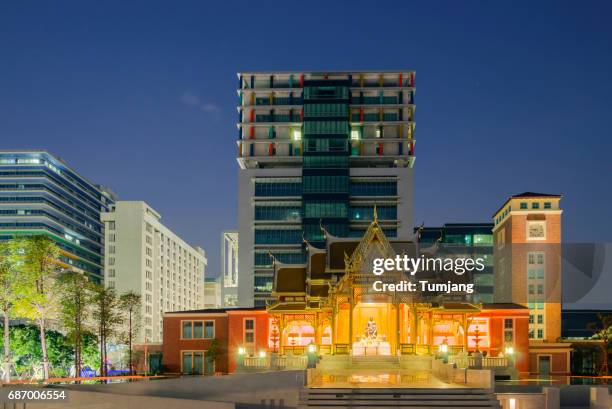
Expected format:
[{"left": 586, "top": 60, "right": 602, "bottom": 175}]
[
  {"left": 497, "top": 228, "right": 505, "bottom": 249},
  {"left": 532, "top": 202, "right": 540, "bottom": 209},
  {"left": 204, "top": 321, "right": 214, "bottom": 338},
  {"left": 182, "top": 320, "right": 214, "bottom": 339},
  {"left": 108, "top": 269, "right": 115, "bottom": 278},
  {"left": 537, "top": 329, "right": 544, "bottom": 339},
  {"left": 544, "top": 202, "right": 551, "bottom": 209},
  {"left": 537, "top": 315, "right": 543, "bottom": 324},
  {"left": 529, "top": 315, "right": 534, "bottom": 324},
  {"left": 504, "top": 319, "right": 513, "bottom": 329},
  {"left": 244, "top": 318, "right": 255, "bottom": 344},
  {"left": 527, "top": 221, "right": 546, "bottom": 240},
  {"left": 109, "top": 234, "right": 115, "bottom": 242},
  {"left": 108, "top": 221, "right": 115, "bottom": 230},
  {"left": 520, "top": 202, "right": 527, "bottom": 210},
  {"left": 181, "top": 351, "right": 204, "bottom": 375},
  {"left": 109, "top": 245, "right": 115, "bottom": 254},
  {"left": 108, "top": 257, "right": 115, "bottom": 266}
]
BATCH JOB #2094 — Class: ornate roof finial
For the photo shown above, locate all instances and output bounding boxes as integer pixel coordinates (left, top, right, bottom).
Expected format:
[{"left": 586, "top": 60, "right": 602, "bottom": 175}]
[
  {"left": 344, "top": 251, "right": 350, "bottom": 268},
  {"left": 319, "top": 218, "right": 327, "bottom": 239},
  {"left": 268, "top": 250, "right": 278, "bottom": 266},
  {"left": 373, "top": 204, "right": 378, "bottom": 223}
]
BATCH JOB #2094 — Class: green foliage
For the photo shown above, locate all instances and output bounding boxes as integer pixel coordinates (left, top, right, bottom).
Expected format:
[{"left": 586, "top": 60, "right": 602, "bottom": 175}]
[
  {"left": 56, "top": 272, "right": 92, "bottom": 341},
  {"left": 90, "top": 284, "right": 122, "bottom": 376},
  {"left": 0, "top": 241, "right": 19, "bottom": 315},
  {"left": 118, "top": 291, "right": 142, "bottom": 345},
  {"left": 207, "top": 339, "right": 220, "bottom": 363},
  {"left": 81, "top": 332, "right": 100, "bottom": 370},
  {"left": 4, "top": 325, "right": 100, "bottom": 377},
  {"left": 12, "top": 236, "right": 61, "bottom": 323}
]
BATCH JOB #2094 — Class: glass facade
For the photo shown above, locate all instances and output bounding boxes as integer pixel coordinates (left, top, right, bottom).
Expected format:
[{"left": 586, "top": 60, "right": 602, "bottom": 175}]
[
  {"left": 418, "top": 223, "right": 494, "bottom": 303},
  {"left": 302, "top": 81, "right": 351, "bottom": 244},
  {"left": 0, "top": 151, "right": 114, "bottom": 282},
  {"left": 239, "top": 72, "right": 415, "bottom": 306}
]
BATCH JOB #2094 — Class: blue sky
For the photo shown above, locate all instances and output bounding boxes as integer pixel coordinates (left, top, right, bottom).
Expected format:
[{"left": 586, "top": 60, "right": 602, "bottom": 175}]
[{"left": 1, "top": 1, "right": 611, "bottom": 276}]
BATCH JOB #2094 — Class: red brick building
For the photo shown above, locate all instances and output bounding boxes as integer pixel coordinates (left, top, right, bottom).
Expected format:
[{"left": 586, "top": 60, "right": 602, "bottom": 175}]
[{"left": 163, "top": 308, "right": 270, "bottom": 374}]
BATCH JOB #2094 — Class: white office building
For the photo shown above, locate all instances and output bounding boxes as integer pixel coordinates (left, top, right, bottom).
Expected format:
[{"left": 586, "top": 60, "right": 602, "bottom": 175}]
[
  {"left": 101, "top": 201, "right": 207, "bottom": 342},
  {"left": 221, "top": 231, "right": 239, "bottom": 306}
]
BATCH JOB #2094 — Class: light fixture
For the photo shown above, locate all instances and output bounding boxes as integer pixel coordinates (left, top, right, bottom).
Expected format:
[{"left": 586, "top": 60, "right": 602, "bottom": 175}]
[
  {"left": 259, "top": 350, "right": 267, "bottom": 358},
  {"left": 238, "top": 347, "right": 245, "bottom": 355},
  {"left": 505, "top": 346, "right": 514, "bottom": 355},
  {"left": 308, "top": 344, "right": 316, "bottom": 353},
  {"left": 439, "top": 343, "right": 448, "bottom": 353},
  {"left": 293, "top": 129, "right": 302, "bottom": 141},
  {"left": 351, "top": 129, "right": 360, "bottom": 140}
]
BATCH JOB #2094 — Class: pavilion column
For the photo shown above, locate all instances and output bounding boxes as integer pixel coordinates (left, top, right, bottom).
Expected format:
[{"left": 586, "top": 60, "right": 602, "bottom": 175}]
[
  {"left": 278, "top": 315, "right": 285, "bottom": 355},
  {"left": 410, "top": 305, "right": 418, "bottom": 347},
  {"left": 395, "top": 302, "right": 400, "bottom": 354},
  {"left": 462, "top": 314, "right": 469, "bottom": 352},
  {"left": 428, "top": 312, "right": 434, "bottom": 353},
  {"left": 331, "top": 301, "right": 337, "bottom": 354},
  {"left": 349, "top": 282, "right": 354, "bottom": 352},
  {"left": 314, "top": 313, "right": 321, "bottom": 347}
]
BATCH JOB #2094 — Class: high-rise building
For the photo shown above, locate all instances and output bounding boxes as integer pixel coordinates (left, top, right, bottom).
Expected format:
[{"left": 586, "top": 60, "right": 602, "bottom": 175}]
[
  {"left": 203, "top": 276, "right": 222, "bottom": 309},
  {"left": 101, "top": 201, "right": 206, "bottom": 343},
  {"left": 419, "top": 223, "right": 494, "bottom": 303},
  {"left": 0, "top": 150, "right": 115, "bottom": 282},
  {"left": 237, "top": 71, "right": 416, "bottom": 306},
  {"left": 493, "top": 192, "right": 570, "bottom": 375},
  {"left": 221, "top": 231, "right": 239, "bottom": 307}
]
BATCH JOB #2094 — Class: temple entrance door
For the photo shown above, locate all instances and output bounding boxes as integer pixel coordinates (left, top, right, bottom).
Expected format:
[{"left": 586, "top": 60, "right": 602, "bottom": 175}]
[{"left": 351, "top": 301, "right": 396, "bottom": 356}]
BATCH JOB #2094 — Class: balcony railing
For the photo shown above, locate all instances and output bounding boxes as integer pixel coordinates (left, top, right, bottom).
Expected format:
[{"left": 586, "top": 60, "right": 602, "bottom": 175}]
[
  {"left": 448, "top": 355, "right": 509, "bottom": 368},
  {"left": 239, "top": 354, "right": 308, "bottom": 371},
  {"left": 255, "top": 97, "right": 303, "bottom": 106},
  {"left": 254, "top": 115, "right": 302, "bottom": 123}
]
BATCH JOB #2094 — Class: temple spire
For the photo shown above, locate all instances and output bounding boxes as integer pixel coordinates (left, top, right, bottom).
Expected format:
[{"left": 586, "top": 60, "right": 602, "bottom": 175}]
[{"left": 373, "top": 204, "right": 378, "bottom": 223}]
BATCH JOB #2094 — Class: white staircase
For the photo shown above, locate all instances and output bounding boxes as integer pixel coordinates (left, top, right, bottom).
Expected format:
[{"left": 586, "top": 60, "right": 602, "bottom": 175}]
[
  {"left": 349, "top": 355, "right": 400, "bottom": 369},
  {"left": 298, "top": 388, "right": 501, "bottom": 408}
]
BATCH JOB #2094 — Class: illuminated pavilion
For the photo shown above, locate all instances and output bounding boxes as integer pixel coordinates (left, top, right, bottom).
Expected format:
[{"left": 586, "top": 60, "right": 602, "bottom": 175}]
[{"left": 268, "top": 214, "right": 528, "bottom": 367}]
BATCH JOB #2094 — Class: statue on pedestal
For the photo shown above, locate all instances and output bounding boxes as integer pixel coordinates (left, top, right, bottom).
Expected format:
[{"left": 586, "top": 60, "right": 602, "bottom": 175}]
[{"left": 365, "top": 317, "right": 377, "bottom": 340}]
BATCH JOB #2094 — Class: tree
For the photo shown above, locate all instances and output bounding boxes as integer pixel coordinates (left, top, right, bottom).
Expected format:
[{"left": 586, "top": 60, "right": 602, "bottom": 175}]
[
  {"left": 206, "top": 339, "right": 220, "bottom": 374},
  {"left": 588, "top": 313, "right": 612, "bottom": 375},
  {"left": 12, "top": 236, "right": 61, "bottom": 380},
  {"left": 0, "top": 241, "right": 19, "bottom": 381},
  {"left": 118, "top": 291, "right": 141, "bottom": 375},
  {"left": 9, "top": 325, "right": 94, "bottom": 378},
  {"left": 56, "top": 271, "right": 92, "bottom": 378},
  {"left": 90, "top": 284, "right": 121, "bottom": 377}
]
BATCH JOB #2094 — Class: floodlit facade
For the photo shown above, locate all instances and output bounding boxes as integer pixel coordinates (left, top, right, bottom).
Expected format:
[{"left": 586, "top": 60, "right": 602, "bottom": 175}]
[
  {"left": 0, "top": 150, "right": 115, "bottom": 282},
  {"left": 493, "top": 192, "right": 570, "bottom": 375},
  {"left": 237, "top": 71, "right": 416, "bottom": 306},
  {"left": 163, "top": 217, "right": 529, "bottom": 375},
  {"left": 101, "top": 201, "right": 206, "bottom": 343}
]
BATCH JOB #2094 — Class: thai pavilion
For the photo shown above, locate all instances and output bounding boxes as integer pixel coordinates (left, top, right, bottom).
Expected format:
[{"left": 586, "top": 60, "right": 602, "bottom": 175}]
[{"left": 268, "top": 215, "right": 529, "bottom": 369}]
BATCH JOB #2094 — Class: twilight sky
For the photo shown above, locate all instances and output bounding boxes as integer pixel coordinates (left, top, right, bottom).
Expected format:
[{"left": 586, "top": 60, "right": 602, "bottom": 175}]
[{"left": 1, "top": 1, "right": 611, "bottom": 277}]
